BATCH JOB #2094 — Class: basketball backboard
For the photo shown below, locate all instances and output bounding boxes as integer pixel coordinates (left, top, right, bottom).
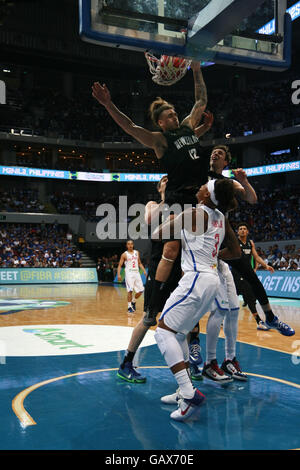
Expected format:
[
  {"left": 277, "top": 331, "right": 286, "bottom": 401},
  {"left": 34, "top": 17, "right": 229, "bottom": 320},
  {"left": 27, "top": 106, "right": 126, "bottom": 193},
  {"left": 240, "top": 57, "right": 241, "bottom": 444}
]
[{"left": 79, "top": 0, "right": 292, "bottom": 71}]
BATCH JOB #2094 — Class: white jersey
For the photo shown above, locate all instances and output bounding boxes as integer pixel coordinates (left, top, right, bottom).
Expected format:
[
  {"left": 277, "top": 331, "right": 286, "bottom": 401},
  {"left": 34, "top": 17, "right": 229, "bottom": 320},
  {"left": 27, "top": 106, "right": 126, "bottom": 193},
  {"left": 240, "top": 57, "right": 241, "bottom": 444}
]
[
  {"left": 125, "top": 250, "right": 139, "bottom": 273},
  {"left": 181, "top": 205, "right": 225, "bottom": 275}
]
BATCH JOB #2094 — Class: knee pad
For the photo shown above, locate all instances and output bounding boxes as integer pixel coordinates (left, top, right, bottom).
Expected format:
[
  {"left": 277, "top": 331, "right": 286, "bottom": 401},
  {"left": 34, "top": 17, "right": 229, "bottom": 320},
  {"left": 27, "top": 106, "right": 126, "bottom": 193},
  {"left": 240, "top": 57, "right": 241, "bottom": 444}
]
[
  {"left": 155, "top": 327, "right": 184, "bottom": 369},
  {"left": 143, "top": 308, "right": 158, "bottom": 327},
  {"left": 176, "top": 332, "right": 189, "bottom": 363}
]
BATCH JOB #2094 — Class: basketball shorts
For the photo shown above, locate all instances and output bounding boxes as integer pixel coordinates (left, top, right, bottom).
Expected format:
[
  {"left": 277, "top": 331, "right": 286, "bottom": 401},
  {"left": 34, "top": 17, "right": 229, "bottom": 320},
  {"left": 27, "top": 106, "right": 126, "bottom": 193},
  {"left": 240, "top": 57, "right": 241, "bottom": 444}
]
[
  {"left": 159, "top": 270, "right": 220, "bottom": 335},
  {"left": 212, "top": 260, "right": 239, "bottom": 312},
  {"left": 125, "top": 272, "right": 144, "bottom": 293}
]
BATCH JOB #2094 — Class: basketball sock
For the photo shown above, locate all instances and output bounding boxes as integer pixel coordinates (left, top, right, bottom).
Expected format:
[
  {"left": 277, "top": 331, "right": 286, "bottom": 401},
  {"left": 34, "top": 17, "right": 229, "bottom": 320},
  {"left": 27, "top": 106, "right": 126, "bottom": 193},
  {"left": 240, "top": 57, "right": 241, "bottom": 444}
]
[
  {"left": 253, "top": 313, "right": 261, "bottom": 324},
  {"left": 223, "top": 308, "right": 239, "bottom": 361},
  {"left": 128, "top": 302, "right": 132, "bottom": 308},
  {"left": 264, "top": 309, "right": 275, "bottom": 323},
  {"left": 121, "top": 350, "right": 135, "bottom": 367},
  {"left": 132, "top": 295, "right": 136, "bottom": 303},
  {"left": 206, "top": 308, "right": 224, "bottom": 363},
  {"left": 174, "top": 369, "right": 195, "bottom": 399}
]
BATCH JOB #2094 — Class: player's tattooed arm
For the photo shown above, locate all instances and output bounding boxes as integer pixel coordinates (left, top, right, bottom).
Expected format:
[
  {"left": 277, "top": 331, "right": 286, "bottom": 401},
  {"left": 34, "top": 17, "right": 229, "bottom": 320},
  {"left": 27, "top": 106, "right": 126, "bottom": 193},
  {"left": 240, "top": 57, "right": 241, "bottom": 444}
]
[
  {"left": 218, "top": 219, "right": 241, "bottom": 260},
  {"left": 194, "top": 111, "right": 214, "bottom": 138},
  {"left": 92, "top": 82, "right": 167, "bottom": 155},
  {"left": 181, "top": 62, "right": 207, "bottom": 129}
]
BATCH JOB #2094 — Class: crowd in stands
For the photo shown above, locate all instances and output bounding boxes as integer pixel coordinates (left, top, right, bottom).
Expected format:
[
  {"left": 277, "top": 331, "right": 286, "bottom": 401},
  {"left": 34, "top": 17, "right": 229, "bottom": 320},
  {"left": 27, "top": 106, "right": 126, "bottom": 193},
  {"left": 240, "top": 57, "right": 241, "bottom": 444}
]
[
  {"left": 49, "top": 189, "right": 151, "bottom": 222},
  {"left": 96, "top": 255, "right": 119, "bottom": 282},
  {"left": 256, "top": 244, "right": 300, "bottom": 271},
  {"left": 230, "top": 185, "right": 300, "bottom": 242},
  {"left": 3, "top": 72, "right": 300, "bottom": 145},
  {"left": 0, "top": 189, "right": 46, "bottom": 213},
  {"left": 0, "top": 223, "right": 82, "bottom": 268}
]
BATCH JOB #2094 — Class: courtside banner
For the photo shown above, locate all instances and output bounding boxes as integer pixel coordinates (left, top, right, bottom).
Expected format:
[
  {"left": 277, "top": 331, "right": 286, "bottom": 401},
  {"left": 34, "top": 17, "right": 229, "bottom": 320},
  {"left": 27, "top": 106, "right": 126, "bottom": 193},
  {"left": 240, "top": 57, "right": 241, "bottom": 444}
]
[
  {"left": 0, "top": 268, "right": 98, "bottom": 284},
  {"left": 256, "top": 270, "right": 300, "bottom": 299}
]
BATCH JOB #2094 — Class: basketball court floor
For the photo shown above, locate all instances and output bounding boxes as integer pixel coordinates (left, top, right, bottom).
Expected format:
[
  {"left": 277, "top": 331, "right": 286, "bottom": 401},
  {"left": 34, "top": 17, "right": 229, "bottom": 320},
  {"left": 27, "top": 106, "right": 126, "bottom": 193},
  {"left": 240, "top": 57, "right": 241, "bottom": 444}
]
[{"left": 0, "top": 282, "right": 299, "bottom": 450}]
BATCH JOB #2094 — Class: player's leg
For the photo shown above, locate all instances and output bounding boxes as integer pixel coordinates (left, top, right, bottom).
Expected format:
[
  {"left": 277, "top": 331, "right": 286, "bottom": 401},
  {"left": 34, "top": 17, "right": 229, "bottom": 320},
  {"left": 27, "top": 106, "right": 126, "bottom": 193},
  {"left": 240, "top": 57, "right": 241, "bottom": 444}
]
[
  {"left": 155, "top": 323, "right": 205, "bottom": 421},
  {"left": 203, "top": 305, "right": 233, "bottom": 384},
  {"left": 125, "top": 274, "right": 135, "bottom": 313},
  {"left": 131, "top": 274, "right": 144, "bottom": 311},
  {"left": 240, "top": 278, "right": 270, "bottom": 330},
  {"left": 231, "top": 259, "right": 295, "bottom": 336},
  {"left": 221, "top": 308, "right": 247, "bottom": 381},
  {"left": 145, "top": 240, "right": 180, "bottom": 323},
  {"left": 118, "top": 272, "right": 151, "bottom": 383},
  {"left": 157, "top": 272, "right": 219, "bottom": 420},
  {"left": 117, "top": 318, "right": 148, "bottom": 383},
  {"left": 188, "top": 323, "right": 203, "bottom": 381}
]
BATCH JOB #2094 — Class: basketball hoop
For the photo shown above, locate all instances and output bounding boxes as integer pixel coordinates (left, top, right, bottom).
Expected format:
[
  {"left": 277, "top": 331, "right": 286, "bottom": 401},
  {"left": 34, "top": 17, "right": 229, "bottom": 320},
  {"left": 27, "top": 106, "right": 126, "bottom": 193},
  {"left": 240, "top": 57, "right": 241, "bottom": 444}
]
[{"left": 145, "top": 53, "right": 192, "bottom": 86}]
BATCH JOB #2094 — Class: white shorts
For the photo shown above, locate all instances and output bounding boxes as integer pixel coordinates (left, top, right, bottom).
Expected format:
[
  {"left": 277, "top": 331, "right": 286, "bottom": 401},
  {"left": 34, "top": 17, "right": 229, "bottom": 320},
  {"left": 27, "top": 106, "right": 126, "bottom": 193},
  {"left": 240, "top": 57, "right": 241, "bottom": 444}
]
[
  {"left": 212, "top": 260, "right": 239, "bottom": 312},
  {"left": 159, "top": 270, "right": 220, "bottom": 335},
  {"left": 125, "top": 271, "right": 144, "bottom": 293}
]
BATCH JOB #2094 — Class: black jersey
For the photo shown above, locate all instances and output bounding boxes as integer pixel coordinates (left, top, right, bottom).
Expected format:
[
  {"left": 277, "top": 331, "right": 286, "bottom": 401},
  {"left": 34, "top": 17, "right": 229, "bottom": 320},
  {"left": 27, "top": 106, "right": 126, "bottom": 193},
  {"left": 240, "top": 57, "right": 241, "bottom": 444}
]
[
  {"left": 160, "top": 125, "right": 209, "bottom": 193},
  {"left": 239, "top": 239, "right": 252, "bottom": 261}
]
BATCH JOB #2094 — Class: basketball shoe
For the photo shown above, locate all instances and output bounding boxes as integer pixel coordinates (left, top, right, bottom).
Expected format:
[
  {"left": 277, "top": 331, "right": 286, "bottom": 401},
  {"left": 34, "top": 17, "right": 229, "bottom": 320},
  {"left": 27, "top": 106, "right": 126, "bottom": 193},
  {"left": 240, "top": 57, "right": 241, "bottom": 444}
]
[
  {"left": 265, "top": 316, "right": 295, "bottom": 336},
  {"left": 221, "top": 357, "right": 248, "bottom": 381},
  {"left": 117, "top": 362, "right": 146, "bottom": 383},
  {"left": 202, "top": 359, "right": 233, "bottom": 384},
  {"left": 189, "top": 338, "right": 203, "bottom": 366},
  {"left": 170, "top": 389, "right": 206, "bottom": 421}
]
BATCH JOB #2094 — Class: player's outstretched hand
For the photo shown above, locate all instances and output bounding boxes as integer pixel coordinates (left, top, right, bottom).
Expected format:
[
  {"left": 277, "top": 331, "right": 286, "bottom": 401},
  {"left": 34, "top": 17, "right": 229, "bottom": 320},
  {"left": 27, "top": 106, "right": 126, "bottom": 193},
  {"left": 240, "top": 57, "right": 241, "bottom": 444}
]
[
  {"left": 232, "top": 168, "right": 248, "bottom": 184},
  {"left": 203, "top": 111, "right": 214, "bottom": 129},
  {"left": 266, "top": 265, "right": 275, "bottom": 274},
  {"left": 190, "top": 60, "right": 201, "bottom": 71},
  {"left": 92, "top": 82, "right": 111, "bottom": 107}
]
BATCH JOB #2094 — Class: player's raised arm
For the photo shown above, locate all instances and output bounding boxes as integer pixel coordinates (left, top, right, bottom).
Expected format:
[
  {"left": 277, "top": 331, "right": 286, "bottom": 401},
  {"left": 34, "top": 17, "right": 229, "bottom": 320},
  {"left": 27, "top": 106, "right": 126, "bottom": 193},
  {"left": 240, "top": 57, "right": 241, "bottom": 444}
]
[
  {"left": 144, "top": 176, "right": 167, "bottom": 225},
  {"left": 181, "top": 61, "right": 207, "bottom": 130},
  {"left": 194, "top": 111, "right": 214, "bottom": 138},
  {"left": 92, "top": 82, "right": 165, "bottom": 153},
  {"left": 153, "top": 207, "right": 207, "bottom": 240},
  {"left": 218, "top": 219, "right": 241, "bottom": 261},
  {"left": 232, "top": 169, "right": 257, "bottom": 204}
]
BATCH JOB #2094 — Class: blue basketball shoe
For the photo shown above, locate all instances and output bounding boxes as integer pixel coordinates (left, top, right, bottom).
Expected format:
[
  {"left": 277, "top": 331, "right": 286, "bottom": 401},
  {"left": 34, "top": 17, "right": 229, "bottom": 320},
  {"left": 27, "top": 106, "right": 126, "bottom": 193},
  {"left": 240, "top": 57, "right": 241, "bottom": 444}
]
[
  {"left": 189, "top": 339, "right": 203, "bottom": 366},
  {"left": 117, "top": 362, "right": 147, "bottom": 383},
  {"left": 265, "top": 316, "right": 295, "bottom": 336}
]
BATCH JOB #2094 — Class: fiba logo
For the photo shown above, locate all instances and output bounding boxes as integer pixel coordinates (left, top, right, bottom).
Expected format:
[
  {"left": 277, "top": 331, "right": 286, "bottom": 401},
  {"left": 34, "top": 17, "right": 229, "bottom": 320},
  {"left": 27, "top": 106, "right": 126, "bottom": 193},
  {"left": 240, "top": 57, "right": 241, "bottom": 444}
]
[
  {"left": 0, "top": 80, "right": 6, "bottom": 104},
  {"left": 291, "top": 80, "right": 300, "bottom": 105}
]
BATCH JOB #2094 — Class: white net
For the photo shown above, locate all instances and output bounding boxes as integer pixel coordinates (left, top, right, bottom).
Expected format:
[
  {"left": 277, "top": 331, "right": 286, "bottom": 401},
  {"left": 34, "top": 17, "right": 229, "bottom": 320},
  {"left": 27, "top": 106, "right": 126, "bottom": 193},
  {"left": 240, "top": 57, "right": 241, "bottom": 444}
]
[{"left": 145, "top": 53, "right": 192, "bottom": 86}]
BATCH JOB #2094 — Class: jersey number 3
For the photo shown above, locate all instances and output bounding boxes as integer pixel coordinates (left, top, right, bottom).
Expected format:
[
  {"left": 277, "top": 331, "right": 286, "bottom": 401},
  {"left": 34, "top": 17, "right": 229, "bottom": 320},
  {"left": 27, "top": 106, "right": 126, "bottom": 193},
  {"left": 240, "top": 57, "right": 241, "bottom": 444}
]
[{"left": 212, "top": 233, "right": 220, "bottom": 258}]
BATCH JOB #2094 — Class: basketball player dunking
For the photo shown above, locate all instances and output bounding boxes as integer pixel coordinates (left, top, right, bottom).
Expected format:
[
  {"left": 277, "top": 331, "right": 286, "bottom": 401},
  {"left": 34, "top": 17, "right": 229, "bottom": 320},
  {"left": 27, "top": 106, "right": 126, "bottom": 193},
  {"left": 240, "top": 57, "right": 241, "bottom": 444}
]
[
  {"left": 117, "top": 240, "right": 146, "bottom": 313},
  {"left": 92, "top": 61, "right": 210, "bottom": 330}
]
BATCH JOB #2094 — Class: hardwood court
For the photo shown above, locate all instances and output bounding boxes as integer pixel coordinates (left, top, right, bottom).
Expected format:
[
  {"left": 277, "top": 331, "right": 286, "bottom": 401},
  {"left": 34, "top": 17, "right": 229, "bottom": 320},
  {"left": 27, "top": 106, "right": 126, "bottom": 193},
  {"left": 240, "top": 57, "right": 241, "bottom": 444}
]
[{"left": 0, "top": 283, "right": 300, "bottom": 450}]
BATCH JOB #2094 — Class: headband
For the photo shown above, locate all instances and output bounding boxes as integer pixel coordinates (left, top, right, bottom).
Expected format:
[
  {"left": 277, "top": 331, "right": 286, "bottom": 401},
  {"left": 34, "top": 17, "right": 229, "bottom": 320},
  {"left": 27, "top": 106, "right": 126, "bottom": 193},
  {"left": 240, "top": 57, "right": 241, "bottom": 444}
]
[{"left": 207, "top": 179, "right": 218, "bottom": 206}]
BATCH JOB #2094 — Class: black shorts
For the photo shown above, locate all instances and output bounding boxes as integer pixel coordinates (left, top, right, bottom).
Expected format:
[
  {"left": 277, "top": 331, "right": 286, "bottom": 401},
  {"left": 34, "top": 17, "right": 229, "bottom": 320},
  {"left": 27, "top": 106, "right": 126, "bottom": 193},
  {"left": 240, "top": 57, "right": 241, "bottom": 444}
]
[
  {"left": 143, "top": 258, "right": 182, "bottom": 312},
  {"left": 164, "top": 187, "right": 198, "bottom": 211}
]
